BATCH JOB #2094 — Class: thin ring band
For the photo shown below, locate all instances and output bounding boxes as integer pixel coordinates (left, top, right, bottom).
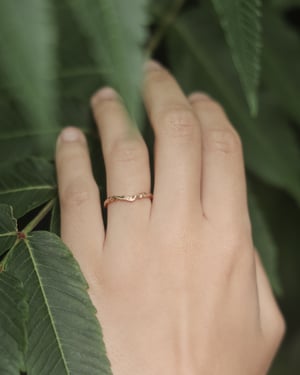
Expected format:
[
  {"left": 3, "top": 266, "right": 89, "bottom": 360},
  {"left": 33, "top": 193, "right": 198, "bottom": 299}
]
[{"left": 104, "top": 192, "right": 153, "bottom": 208}]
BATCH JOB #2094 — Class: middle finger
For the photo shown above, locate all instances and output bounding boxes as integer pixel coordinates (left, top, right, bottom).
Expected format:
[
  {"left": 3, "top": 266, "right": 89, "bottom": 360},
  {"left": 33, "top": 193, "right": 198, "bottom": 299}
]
[{"left": 143, "top": 62, "right": 202, "bottom": 218}]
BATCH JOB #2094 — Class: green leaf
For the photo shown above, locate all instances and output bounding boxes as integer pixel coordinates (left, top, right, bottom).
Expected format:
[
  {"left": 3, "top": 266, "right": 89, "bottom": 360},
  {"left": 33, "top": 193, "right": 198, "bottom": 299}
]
[
  {"left": 166, "top": 5, "right": 300, "bottom": 205},
  {"left": 0, "top": 204, "right": 18, "bottom": 256},
  {"left": 262, "top": 9, "right": 300, "bottom": 130},
  {"left": 269, "top": 0, "right": 300, "bottom": 9},
  {"left": 66, "top": 0, "right": 149, "bottom": 122},
  {"left": 50, "top": 198, "right": 61, "bottom": 236},
  {"left": 0, "top": 0, "right": 58, "bottom": 129},
  {"left": 211, "top": 0, "right": 262, "bottom": 115},
  {"left": 0, "top": 94, "right": 100, "bottom": 161},
  {"left": 0, "top": 127, "right": 61, "bottom": 162},
  {"left": 248, "top": 190, "right": 282, "bottom": 295},
  {"left": 6, "top": 231, "right": 112, "bottom": 375},
  {"left": 0, "top": 271, "right": 28, "bottom": 375},
  {"left": 0, "top": 158, "right": 57, "bottom": 218}
]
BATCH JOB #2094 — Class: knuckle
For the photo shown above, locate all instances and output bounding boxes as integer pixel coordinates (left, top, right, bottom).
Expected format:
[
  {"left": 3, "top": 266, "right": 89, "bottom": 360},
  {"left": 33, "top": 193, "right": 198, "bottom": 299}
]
[
  {"left": 155, "top": 106, "right": 198, "bottom": 140},
  {"left": 61, "top": 179, "right": 98, "bottom": 207},
  {"left": 204, "top": 127, "right": 242, "bottom": 154},
  {"left": 109, "top": 137, "right": 147, "bottom": 164}
]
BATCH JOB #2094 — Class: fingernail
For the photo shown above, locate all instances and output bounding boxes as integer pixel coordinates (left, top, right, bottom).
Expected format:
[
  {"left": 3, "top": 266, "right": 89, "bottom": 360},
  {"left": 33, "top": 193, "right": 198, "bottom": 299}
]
[
  {"left": 59, "top": 127, "right": 82, "bottom": 142},
  {"left": 144, "top": 60, "right": 162, "bottom": 72},
  {"left": 91, "top": 87, "right": 117, "bottom": 106}
]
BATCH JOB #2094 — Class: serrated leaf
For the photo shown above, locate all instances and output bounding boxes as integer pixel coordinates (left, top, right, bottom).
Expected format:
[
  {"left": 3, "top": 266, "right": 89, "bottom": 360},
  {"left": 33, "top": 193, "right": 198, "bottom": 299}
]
[
  {"left": 0, "top": 271, "right": 28, "bottom": 375},
  {"left": 0, "top": 0, "right": 58, "bottom": 129},
  {"left": 0, "top": 158, "right": 57, "bottom": 218},
  {"left": 0, "top": 204, "right": 18, "bottom": 256},
  {"left": 6, "top": 231, "right": 112, "bottom": 375},
  {"left": 248, "top": 190, "right": 282, "bottom": 295},
  {"left": 167, "top": 6, "right": 300, "bottom": 205},
  {"left": 66, "top": 0, "right": 148, "bottom": 122},
  {"left": 211, "top": 0, "right": 262, "bottom": 115}
]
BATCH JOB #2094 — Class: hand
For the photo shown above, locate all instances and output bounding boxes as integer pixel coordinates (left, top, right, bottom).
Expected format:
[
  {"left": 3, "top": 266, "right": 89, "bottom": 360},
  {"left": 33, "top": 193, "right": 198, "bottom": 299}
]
[{"left": 55, "top": 61, "right": 285, "bottom": 375}]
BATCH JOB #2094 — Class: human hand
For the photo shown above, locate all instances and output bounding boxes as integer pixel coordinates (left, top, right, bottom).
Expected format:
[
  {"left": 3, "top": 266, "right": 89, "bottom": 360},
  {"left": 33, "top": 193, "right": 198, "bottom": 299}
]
[{"left": 55, "top": 61, "right": 285, "bottom": 375}]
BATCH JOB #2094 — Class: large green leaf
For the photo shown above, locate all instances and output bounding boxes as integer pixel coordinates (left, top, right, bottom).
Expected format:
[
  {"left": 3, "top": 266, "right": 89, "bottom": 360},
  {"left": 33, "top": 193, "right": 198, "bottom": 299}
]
[
  {"left": 0, "top": 0, "right": 58, "bottom": 130},
  {"left": 0, "top": 95, "right": 101, "bottom": 162},
  {"left": 6, "top": 231, "right": 112, "bottom": 375},
  {"left": 211, "top": 0, "right": 262, "bottom": 115},
  {"left": 66, "top": 0, "right": 148, "bottom": 121},
  {"left": 248, "top": 190, "right": 282, "bottom": 295},
  {"left": 166, "top": 5, "right": 300, "bottom": 204},
  {"left": 0, "top": 204, "right": 18, "bottom": 256},
  {"left": 0, "top": 158, "right": 57, "bottom": 218},
  {"left": 0, "top": 271, "right": 28, "bottom": 375}
]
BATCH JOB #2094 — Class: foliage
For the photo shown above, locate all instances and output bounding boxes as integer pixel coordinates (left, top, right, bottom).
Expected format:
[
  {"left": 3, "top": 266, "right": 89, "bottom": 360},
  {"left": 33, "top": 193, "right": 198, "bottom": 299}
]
[
  {"left": 0, "top": 0, "right": 299, "bottom": 373},
  {"left": 0, "top": 271, "right": 27, "bottom": 374},
  {"left": 211, "top": 0, "right": 262, "bottom": 115},
  {"left": 0, "top": 0, "right": 57, "bottom": 131}
]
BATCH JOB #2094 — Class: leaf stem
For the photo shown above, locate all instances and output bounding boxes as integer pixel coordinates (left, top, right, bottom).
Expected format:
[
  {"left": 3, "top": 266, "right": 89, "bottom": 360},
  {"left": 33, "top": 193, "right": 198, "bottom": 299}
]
[
  {"left": 146, "top": 0, "right": 186, "bottom": 57},
  {"left": 0, "top": 199, "right": 56, "bottom": 270},
  {"left": 23, "top": 199, "right": 55, "bottom": 234}
]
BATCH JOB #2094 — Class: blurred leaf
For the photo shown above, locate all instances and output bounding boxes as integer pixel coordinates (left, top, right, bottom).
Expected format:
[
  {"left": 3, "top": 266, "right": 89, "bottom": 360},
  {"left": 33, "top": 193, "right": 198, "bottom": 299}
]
[
  {"left": 167, "top": 4, "right": 300, "bottom": 204},
  {"left": 0, "top": 204, "right": 18, "bottom": 256},
  {"left": 67, "top": 0, "right": 149, "bottom": 122},
  {"left": 0, "top": 158, "right": 57, "bottom": 218},
  {"left": 262, "top": 9, "right": 300, "bottom": 129},
  {"left": 0, "top": 95, "right": 99, "bottom": 161},
  {"left": 269, "top": 0, "right": 300, "bottom": 9},
  {"left": 211, "top": 0, "right": 262, "bottom": 115},
  {"left": 0, "top": 0, "right": 58, "bottom": 130},
  {"left": 248, "top": 190, "right": 282, "bottom": 294},
  {"left": 6, "top": 231, "right": 112, "bottom": 375},
  {"left": 0, "top": 271, "right": 28, "bottom": 375},
  {"left": 0, "top": 126, "right": 60, "bottom": 161}
]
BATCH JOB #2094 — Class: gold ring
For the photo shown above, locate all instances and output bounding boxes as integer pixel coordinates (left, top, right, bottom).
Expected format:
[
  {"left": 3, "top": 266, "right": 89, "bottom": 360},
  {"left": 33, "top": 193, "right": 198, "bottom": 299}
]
[{"left": 104, "top": 192, "right": 153, "bottom": 208}]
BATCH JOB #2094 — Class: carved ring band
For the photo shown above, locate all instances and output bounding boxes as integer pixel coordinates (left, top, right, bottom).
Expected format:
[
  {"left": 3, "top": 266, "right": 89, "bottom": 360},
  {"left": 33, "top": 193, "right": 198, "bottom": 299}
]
[{"left": 104, "top": 192, "right": 153, "bottom": 208}]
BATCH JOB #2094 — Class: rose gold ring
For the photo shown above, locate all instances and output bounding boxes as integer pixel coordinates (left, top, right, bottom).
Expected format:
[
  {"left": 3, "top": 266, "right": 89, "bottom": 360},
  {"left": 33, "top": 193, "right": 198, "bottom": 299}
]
[{"left": 104, "top": 192, "right": 153, "bottom": 208}]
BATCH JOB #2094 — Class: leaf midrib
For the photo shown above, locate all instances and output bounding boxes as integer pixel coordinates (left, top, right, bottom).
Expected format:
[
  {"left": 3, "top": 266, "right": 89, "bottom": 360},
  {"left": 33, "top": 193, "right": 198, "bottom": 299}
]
[
  {"left": 0, "top": 185, "right": 55, "bottom": 195},
  {"left": 0, "top": 232, "right": 16, "bottom": 238},
  {"left": 25, "top": 238, "right": 70, "bottom": 375}
]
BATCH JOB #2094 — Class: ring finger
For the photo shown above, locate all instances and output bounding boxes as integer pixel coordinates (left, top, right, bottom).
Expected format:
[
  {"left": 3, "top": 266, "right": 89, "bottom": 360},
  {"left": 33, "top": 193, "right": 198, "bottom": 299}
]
[{"left": 91, "top": 87, "right": 151, "bottom": 239}]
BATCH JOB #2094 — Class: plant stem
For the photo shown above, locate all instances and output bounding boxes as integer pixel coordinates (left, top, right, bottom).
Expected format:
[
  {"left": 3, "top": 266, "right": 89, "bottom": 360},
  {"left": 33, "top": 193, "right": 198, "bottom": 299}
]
[
  {"left": 146, "top": 0, "right": 186, "bottom": 57},
  {"left": 23, "top": 199, "right": 55, "bottom": 234},
  {"left": 0, "top": 199, "right": 56, "bottom": 270}
]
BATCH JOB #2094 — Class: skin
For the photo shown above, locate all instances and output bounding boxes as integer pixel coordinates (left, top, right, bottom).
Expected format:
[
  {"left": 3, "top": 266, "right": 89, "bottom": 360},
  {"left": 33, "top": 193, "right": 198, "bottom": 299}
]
[{"left": 55, "top": 61, "right": 285, "bottom": 375}]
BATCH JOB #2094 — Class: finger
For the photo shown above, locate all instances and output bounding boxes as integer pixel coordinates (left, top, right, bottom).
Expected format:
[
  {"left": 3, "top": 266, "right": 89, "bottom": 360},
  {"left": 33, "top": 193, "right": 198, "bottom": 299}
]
[
  {"left": 143, "top": 61, "right": 202, "bottom": 217},
  {"left": 189, "top": 93, "right": 249, "bottom": 229},
  {"left": 255, "top": 252, "right": 286, "bottom": 341},
  {"left": 91, "top": 87, "right": 151, "bottom": 237},
  {"left": 56, "top": 127, "right": 104, "bottom": 276}
]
